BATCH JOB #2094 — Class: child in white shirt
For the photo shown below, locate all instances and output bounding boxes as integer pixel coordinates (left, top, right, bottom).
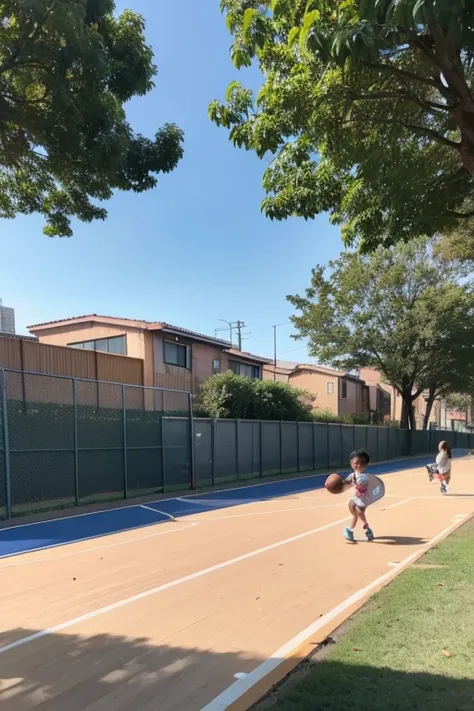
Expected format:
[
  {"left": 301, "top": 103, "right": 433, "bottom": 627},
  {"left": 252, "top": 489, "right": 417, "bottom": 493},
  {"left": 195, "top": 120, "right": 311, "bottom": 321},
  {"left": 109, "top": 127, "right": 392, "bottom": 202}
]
[{"left": 426, "top": 440, "right": 452, "bottom": 494}]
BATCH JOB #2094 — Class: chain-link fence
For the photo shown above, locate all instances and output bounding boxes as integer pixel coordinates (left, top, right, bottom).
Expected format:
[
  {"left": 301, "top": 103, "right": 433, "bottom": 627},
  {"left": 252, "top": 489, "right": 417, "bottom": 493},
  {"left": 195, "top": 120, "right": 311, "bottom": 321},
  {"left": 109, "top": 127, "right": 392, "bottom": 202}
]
[
  {"left": 1, "top": 369, "right": 473, "bottom": 520},
  {"left": 0, "top": 369, "right": 192, "bottom": 519}
]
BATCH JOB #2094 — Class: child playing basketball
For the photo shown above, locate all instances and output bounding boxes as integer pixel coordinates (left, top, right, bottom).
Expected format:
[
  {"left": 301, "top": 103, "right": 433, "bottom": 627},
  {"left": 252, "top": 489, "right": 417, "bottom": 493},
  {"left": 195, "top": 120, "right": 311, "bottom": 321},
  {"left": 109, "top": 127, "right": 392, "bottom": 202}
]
[
  {"left": 426, "top": 440, "right": 452, "bottom": 495},
  {"left": 342, "top": 449, "right": 384, "bottom": 542}
]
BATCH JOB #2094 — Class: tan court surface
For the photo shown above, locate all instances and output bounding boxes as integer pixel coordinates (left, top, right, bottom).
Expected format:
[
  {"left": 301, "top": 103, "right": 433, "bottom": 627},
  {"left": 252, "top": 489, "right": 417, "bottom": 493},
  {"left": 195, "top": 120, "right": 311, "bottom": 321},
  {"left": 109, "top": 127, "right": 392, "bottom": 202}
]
[{"left": 1, "top": 460, "right": 474, "bottom": 710}]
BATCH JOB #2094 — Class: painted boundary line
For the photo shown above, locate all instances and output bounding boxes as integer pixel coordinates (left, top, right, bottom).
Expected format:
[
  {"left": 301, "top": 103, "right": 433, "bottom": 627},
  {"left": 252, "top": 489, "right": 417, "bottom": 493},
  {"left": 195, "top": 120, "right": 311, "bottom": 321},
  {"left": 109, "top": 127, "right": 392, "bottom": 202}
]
[{"left": 200, "top": 511, "right": 474, "bottom": 711}]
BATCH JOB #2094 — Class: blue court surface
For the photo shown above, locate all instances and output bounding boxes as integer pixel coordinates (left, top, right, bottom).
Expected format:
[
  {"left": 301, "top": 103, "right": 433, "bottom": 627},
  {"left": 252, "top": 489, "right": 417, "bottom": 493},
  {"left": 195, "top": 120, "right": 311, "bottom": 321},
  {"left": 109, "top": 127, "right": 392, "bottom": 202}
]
[{"left": 0, "top": 452, "right": 467, "bottom": 559}]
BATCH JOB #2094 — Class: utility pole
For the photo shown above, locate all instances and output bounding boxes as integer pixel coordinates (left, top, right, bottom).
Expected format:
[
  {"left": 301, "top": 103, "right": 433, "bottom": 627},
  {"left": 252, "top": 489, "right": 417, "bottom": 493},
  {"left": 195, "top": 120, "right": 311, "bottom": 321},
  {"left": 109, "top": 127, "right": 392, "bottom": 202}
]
[
  {"left": 235, "top": 320, "right": 246, "bottom": 351},
  {"left": 216, "top": 319, "right": 247, "bottom": 349}
]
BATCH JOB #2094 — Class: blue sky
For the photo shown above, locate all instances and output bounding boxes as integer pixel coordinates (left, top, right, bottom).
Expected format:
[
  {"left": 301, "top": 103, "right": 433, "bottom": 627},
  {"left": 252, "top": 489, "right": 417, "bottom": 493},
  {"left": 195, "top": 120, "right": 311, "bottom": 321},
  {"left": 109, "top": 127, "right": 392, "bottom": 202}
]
[{"left": 0, "top": 0, "right": 343, "bottom": 361}]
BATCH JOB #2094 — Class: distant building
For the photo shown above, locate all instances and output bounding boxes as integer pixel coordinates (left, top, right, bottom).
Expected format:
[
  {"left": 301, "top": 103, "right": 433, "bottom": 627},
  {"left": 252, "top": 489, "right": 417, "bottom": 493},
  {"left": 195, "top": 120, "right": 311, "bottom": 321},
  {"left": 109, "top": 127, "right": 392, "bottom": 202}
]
[
  {"left": 264, "top": 361, "right": 370, "bottom": 419},
  {"left": 0, "top": 299, "right": 15, "bottom": 334},
  {"left": 28, "top": 314, "right": 270, "bottom": 394}
]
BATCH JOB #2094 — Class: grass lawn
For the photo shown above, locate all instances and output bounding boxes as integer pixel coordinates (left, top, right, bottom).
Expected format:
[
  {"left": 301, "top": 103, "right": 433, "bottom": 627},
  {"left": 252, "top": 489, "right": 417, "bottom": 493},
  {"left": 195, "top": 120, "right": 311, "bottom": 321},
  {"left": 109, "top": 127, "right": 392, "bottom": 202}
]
[{"left": 256, "top": 518, "right": 474, "bottom": 711}]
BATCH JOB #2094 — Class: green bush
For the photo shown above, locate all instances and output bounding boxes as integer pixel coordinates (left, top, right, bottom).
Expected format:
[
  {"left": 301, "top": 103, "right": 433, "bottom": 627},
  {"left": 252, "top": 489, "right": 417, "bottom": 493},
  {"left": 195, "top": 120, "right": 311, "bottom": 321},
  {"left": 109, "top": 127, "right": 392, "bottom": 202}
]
[
  {"left": 311, "top": 409, "right": 371, "bottom": 425},
  {"left": 199, "top": 373, "right": 314, "bottom": 421}
]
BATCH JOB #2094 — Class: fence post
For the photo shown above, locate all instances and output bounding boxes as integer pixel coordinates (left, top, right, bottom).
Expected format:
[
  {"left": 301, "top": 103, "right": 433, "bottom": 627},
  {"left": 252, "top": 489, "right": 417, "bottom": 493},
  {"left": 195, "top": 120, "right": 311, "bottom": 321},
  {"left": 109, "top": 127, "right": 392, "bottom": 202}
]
[
  {"left": 72, "top": 378, "right": 79, "bottom": 506},
  {"left": 339, "top": 423, "right": 344, "bottom": 468},
  {"left": 235, "top": 419, "right": 240, "bottom": 479},
  {"left": 161, "top": 392, "right": 166, "bottom": 492},
  {"left": 312, "top": 423, "right": 316, "bottom": 471},
  {"left": 279, "top": 420, "right": 283, "bottom": 475},
  {"left": 189, "top": 392, "right": 196, "bottom": 489},
  {"left": 259, "top": 421, "right": 264, "bottom": 477},
  {"left": 0, "top": 369, "right": 12, "bottom": 520},
  {"left": 326, "top": 424, "right": 330, "bottom": 470},
  {"left": 296, "top": 422, "right": 301, "bottom": 472},
  {"left": 122, "top": 384, "right": 128, "bottom": 499},
  {"left": 212, "top": 419, "right": 217, "bottom": 486},
  {"left": 376, "top": 426, "right": 380, "bottom": 462}
]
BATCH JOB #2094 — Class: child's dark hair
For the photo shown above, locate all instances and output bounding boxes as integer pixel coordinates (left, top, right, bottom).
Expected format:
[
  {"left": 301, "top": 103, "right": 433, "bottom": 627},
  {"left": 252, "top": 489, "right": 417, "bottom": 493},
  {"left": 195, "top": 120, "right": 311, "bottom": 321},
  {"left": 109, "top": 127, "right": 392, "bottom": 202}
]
[
  {"left": 349, "top": 449, "right": 370, "bottom": 466},
  {"left": 440, "top": 440, "right": 452, "bottom": 459}
]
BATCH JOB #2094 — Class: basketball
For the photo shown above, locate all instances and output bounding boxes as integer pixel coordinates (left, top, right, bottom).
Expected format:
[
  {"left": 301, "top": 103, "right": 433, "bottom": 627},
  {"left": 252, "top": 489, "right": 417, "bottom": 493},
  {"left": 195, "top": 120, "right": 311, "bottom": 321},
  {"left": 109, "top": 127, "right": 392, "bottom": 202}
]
[{"left": 325, "top": 473, "right": 344, "bottom": 494}]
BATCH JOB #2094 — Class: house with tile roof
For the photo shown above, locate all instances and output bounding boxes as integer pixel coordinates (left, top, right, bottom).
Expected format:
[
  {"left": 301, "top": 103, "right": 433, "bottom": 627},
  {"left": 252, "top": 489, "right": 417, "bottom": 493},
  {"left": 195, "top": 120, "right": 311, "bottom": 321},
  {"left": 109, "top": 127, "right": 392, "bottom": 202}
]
[{"left": 28, "top": 315, "right": 270, "bottom": 393}]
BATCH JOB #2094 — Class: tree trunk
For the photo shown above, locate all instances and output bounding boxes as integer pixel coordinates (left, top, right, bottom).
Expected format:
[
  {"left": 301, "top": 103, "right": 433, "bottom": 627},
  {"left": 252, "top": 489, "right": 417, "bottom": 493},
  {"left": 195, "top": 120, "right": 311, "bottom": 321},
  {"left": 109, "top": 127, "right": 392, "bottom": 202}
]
[
  {"left": 423, "top": 393, "right": 436, "bottom": 430},
  {"left": 400, "top": 398, "right": 409, "bottom": 429},
  {"left": 400, "top": 392, "right": 416, "bottom": 429}
]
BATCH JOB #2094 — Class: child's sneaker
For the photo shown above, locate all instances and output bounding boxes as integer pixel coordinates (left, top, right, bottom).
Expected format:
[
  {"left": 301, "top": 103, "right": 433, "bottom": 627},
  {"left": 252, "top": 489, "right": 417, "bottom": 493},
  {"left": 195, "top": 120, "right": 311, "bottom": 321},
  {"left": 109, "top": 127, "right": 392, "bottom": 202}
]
[
  {"left": 344, "top": 527, "right": 355, "bottom": 542},
  {"left": 440, "top": 482, "right": 447, "bottom": 495},
  {"left": 365, "top": 527, "right": 374, "bottom": 541}
]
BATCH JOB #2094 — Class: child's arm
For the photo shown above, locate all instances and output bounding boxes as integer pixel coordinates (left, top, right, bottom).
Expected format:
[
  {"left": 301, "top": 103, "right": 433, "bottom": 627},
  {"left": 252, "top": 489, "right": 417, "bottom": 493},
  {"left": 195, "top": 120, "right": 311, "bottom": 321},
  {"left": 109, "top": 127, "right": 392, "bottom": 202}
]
[{"left": 342, "top": 473, "right": 354, "bottom": 491}]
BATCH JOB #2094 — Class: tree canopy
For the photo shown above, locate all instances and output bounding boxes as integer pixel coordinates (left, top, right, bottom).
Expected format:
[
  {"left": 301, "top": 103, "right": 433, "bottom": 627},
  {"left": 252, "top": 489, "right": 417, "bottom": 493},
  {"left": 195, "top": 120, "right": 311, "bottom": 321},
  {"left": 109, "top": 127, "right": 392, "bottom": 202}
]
[
  {"left": 210, "top": 0, "right": 474, "bottom": 251},
  {"left": 0, "top": 0, "right": 183, "bottom": 236},
  {"left": 287, "top": 238, "right": 474, "bottom": 429}
]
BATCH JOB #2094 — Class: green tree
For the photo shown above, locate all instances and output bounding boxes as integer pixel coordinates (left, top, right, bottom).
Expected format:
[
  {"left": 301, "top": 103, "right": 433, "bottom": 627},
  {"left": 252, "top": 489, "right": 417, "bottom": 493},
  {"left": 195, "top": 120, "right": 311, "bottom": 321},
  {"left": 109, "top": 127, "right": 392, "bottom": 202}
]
[
  {"left": 287, "top": 239, "right": 474, "bottom": 429},
  {"left": 210, "top": 0, "right": 474, "bottom": 250},
  {"left": 0, "top": 0, "right": 183, "bottom": 236},
  {"left": 199, "top": 372, "right": 314, "bottom": 420}
]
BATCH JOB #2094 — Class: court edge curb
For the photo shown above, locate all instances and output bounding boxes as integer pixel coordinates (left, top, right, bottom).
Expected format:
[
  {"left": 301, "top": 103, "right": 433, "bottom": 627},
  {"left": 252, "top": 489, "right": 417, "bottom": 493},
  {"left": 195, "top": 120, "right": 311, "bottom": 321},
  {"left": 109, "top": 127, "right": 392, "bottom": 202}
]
[{"left": 222, "top": 510, "right": 474, "bottom": 711}]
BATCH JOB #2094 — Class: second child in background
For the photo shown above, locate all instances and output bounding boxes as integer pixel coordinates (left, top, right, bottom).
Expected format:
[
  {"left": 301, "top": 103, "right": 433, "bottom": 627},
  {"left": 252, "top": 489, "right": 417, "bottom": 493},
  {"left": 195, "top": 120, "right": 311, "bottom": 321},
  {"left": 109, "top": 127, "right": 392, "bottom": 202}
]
[{"left": 426, "top": 440, "right": 452, "bottom": 495}]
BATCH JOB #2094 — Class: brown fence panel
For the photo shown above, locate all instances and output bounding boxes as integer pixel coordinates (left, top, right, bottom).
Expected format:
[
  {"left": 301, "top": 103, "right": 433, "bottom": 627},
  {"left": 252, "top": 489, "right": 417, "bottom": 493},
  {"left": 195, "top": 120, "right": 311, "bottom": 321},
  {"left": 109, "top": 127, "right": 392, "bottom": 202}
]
[
  {"left": 0, "top": 336, "right": 143, "bottom": 386},
  {"left": 96, "top": 351, "right": 143, "bottom": 386},
  {"left": 0, "top": 338, "right": 21, "bottom": 369}
]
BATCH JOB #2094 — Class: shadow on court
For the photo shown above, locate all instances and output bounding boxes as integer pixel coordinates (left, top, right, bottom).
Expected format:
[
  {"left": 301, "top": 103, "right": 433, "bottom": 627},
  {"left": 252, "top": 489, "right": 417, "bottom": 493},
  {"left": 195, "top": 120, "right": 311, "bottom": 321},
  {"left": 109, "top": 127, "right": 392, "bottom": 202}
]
[
  {"left": 0, "top": 628, "right": 259, "bottom": 711},
  {"left": 374, "top": 536, "right": 428, "bottom": 546},
  {"left": 1, "top": 629, "right": 471, "bottom": 711}
]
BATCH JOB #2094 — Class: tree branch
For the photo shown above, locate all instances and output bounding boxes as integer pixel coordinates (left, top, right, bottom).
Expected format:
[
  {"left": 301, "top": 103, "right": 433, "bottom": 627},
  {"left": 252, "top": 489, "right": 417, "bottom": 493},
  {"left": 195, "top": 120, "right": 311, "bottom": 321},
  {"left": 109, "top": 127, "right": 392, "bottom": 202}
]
[
  {"left": 348, "top": 89, "right": 451, "bottom": 115},
  {"left": 446, "top": 208, "right": 474, "bottom": 218},
  {"left": 364, "top": 62, "right": 440, "bottom": 90},
  {"left": 343, "top": 115, "right": 460, "bottom": 150},
  {"left": 0, "top": 1, "right": 58, "bottom": 75}
]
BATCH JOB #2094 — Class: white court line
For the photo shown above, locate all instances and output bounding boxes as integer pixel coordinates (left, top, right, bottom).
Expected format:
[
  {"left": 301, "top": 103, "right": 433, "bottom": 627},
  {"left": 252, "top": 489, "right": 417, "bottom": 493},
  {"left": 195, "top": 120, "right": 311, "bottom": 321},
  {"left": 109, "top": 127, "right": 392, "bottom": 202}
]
[
  {"left": 0, "top": 515, "right": 351, "bottom": 655},
  {"left": 176, "top": 497, "right": 261, "bottom": 508},
  {"left": 0, "top": 522, "right": 197, "bottom": 569},
  {"left": 188, "top": 498, "right": 410, "bottom": 522},
  {"left": 140, "top": 504, "right": 176, "bottom": 521},
  {"left": 201, "top": 514, "right": 469, "bottom": 711},
  {"left": 0, "top": 498, "right": 414, "bottom": 653}
]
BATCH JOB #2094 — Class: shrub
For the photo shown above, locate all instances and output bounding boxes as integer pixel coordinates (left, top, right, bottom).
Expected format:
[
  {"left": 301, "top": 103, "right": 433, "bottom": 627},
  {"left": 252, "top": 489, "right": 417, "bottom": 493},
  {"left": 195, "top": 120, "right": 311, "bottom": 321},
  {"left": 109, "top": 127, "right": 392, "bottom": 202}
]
[{"left": 199, "top": 373, "right": 314, "bottom": 421}]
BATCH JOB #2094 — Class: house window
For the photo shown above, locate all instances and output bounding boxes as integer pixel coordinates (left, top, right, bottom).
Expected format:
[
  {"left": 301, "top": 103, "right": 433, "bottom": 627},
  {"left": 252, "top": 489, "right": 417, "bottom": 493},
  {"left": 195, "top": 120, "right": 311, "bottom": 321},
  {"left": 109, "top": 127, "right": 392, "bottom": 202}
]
[
  {"left": 327, "top": 382, "right": 334, "bottom": 394},
  {"left": 69, "top": 335, "right": 127, "bottom": 355},
  {"left": 228, "top": 360, "right": 261, "bottom": 379},
  {"left": 341, "top": 381, "right": 347, "bottom": 399},
  {"left": 164, "top": 341, "right": 191, "bottom": 369},
  {"left": 212, "top": 359, "right": 221, "bottom": 374}
]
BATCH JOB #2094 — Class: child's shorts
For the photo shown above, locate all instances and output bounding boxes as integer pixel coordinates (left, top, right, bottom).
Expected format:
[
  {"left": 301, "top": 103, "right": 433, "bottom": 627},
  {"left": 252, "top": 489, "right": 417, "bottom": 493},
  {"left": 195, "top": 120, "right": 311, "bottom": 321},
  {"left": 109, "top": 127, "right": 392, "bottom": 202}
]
[{"left": 350, "top": 495, "right": 369, "bottom": 510}]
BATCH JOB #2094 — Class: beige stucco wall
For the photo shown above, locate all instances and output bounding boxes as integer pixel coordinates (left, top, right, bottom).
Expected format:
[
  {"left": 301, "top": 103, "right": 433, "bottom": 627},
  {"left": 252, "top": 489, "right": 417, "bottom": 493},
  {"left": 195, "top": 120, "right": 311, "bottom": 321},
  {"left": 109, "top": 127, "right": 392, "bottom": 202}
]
[
  {"left": 289, "top": 370, "right": 339, "bottom": 413},
  {"left": 32, "top": 322, "right": 146, "bottom": 360},
  {"left": 262, "top": 365, "right": 291, "bottom": 383}
]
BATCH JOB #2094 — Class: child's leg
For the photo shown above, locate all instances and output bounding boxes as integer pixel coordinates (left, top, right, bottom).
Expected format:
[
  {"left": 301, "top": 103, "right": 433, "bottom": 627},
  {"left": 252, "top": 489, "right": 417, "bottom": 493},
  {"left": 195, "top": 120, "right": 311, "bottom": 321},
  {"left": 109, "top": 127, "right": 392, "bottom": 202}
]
[
  {"left": 357, "top": 507, "right": 374, "bottom": 540},
  {"left": 349, "top": 500, "right": 358, "bottom": 529},
  {"left": 344, "top": 501, "right": 358, "bottom": 541}
]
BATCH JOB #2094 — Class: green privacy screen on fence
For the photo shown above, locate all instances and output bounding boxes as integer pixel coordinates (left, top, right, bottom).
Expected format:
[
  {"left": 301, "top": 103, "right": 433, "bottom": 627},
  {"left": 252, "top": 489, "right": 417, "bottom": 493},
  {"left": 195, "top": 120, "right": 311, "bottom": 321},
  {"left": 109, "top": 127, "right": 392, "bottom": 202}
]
[{"left": 0, "top": 368, "right": 472, "bottom": 519}]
